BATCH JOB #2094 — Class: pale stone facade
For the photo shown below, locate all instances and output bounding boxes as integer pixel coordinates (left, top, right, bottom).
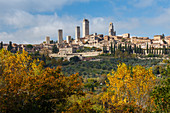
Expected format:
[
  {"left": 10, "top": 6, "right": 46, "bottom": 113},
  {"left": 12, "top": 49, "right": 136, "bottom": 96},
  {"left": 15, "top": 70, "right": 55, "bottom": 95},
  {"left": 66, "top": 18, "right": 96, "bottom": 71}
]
[
  {"left": 109, "top": 22, "right": 116, "bottom": 36},
  {"left": 75, "top": 26, "right": 80, "bottom": 42},
  {"left": 83, "top": 19, "right": 89, "bottom": 37},
  {"left": 66, "top": 36, "right": 71, "bottom": 44},
  {"left": 46, "top": 36, "right": 50, "bottom": 44},
  {"left": 154, "top": 35, "right": 163, "bottom": 41}
]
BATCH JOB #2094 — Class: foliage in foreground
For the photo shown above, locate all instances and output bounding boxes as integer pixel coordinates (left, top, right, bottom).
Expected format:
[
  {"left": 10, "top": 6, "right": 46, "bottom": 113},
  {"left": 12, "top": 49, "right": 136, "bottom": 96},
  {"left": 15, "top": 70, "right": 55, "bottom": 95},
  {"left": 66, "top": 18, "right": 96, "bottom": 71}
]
[
  {"left": 102, "top": 63, "right": 156, "bottom": 112},
  {"left": 0, "top": 49, "right": 169, "bottom": 113},
  {"left": 0, "top": 49, "right": 84, "bottom": 113}
]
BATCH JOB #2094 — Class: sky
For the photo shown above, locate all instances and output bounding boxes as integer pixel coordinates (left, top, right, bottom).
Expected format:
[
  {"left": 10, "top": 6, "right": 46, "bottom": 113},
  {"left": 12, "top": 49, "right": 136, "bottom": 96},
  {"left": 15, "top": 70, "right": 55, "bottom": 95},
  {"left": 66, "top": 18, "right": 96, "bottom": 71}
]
[{"left": 0, "top": 0, "right": 170, "bottom": 44}]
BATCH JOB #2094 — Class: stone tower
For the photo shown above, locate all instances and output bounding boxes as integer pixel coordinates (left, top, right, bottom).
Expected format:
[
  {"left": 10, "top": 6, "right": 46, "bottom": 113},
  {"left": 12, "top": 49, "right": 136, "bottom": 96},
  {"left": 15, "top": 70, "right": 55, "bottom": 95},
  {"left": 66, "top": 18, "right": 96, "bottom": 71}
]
[
  {"left": 75, "top": 26, "right": 80, "bottom": 42},
  {"left": 83, "top": 19, "right": 89, "bottom": 37},
  {"left": 109, "top": 22, "right": 116, "bottom": 36},
  {"left": 46, "top": 36, "right": 50, "bottom": 44},
  {"left": 66, "top": 36, "right": 71, "bottom": 43},
  {"left": 58, "top": 29, "right": 63, "bottom": 44}
]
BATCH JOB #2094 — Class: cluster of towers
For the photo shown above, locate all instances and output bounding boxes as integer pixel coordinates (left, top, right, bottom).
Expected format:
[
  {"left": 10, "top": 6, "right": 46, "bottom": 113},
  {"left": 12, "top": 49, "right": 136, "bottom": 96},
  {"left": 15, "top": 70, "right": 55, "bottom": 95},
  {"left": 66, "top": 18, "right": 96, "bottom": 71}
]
[
  {"left": 46, "top": 19, "right": 116, "bottom": 44},
  {"left": 55, "top": 19, "right": 90, "bottom": 44}
]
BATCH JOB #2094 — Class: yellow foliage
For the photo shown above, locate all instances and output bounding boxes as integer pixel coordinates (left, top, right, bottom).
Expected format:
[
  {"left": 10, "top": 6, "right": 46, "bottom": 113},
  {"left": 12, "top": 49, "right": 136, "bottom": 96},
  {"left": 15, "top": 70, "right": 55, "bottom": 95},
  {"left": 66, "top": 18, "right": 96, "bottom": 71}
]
[
  {"left": 0, "top": 49, "right": 84, "bottom": 112},
  {"left": 105, "top": 63, "right": 156, "bottom": 110}
]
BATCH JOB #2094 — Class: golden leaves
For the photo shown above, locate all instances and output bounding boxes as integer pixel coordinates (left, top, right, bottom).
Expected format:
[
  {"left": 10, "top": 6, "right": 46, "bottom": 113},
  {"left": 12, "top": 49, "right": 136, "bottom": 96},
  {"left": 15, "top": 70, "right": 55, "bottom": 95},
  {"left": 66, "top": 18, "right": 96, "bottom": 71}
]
[
  {"left": 0, "top": 49, "right": 84, "bottom": 112},
  {"left": 105, "top": 63, "right": 156, "bottom": 108}
]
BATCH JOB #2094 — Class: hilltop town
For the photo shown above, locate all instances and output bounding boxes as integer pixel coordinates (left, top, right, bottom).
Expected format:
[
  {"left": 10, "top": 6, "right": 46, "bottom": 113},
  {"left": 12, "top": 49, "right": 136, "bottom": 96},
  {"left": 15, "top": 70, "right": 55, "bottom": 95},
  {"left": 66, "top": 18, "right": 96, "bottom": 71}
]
[{"left": 0, "top": 19, "right": 170, "bottom": 59}]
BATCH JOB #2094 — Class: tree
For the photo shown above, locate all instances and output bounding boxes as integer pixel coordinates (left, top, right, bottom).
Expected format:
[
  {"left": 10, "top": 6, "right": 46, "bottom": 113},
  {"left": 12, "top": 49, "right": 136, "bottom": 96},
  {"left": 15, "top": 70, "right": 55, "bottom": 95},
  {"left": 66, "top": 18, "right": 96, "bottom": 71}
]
[
  {"left": 147, "top": 43, "right": 149, "bottom": 54},
  {"left": 134, "top": 44, "right": 137, "bottom": 53},
  {"left": 0, "top": 49, "right": 84, "bottom": 112},
  {"left": 151, "top": 78, "right": 170, "bottom": 113},
  {"left": 52, "top": 45, "right": 59, "bottom": 53},
  {"left": 0, "top": 41, "right": 3, "bottom": 49},
  {"left": 103, "top": 46, "right": 107, "bottom": 53},
  {"left": 104, "top": 63, "right": 156, "bottom": 111},
  {"left": 26, "top": 44, "right": 33, "bottom": 50},
  {"left": 70, "top": 56, "right": 80, "bottom": 62},
  {"left": 41, "top": 54, "right": 46, "bottom": 65},
  {"left": 110, "top": 42, "right": 113, "bottom": 55},
  {"left": 113, "top": 44, "right": 116, "bottom": 55},
  {"left": 139, "top": 45, "right": 142, "bottom": 54},
  {"left": 149, "top": 45, "right": 152, "bottom": 54},
  {"left": 7, "top": 41, "right": 13, "bottom": 51},
  {"left": 125, "top": 43, "right": 127, "bottom": 51}
]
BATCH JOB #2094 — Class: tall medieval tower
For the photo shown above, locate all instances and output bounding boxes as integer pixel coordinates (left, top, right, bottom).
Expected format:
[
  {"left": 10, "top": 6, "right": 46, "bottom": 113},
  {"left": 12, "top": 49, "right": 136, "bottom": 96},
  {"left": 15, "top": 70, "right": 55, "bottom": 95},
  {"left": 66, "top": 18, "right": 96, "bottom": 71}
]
[
  {"left": 109, "top": 22, "right": 116, "bottom": 36},
  {"left": 58, "top": 29, "right": 63, "bottom": 44},
  {"left": 83, "top": 19, "right": 89, "bottom": 37},
  {"left": 75, "top": 26, "right": 80, "bottom": 42}
]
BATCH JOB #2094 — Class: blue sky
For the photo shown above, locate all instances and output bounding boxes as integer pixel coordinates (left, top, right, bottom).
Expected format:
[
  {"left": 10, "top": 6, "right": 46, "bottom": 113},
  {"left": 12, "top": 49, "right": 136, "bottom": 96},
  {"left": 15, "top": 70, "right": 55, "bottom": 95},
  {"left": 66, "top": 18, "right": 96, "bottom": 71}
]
[{"left": 0, "top": 0, "right": 170, "bottom": 44}]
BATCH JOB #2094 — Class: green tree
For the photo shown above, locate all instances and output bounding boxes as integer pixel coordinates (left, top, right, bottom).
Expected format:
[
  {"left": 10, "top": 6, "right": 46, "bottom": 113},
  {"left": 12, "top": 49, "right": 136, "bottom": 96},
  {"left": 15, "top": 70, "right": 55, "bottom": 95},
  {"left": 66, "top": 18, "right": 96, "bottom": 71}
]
[
  {"left": 151, "top": 78, "right": 170, "bottom": 113},
  {"left": 7, "top": 41, "right": 13, "bottom": 51},
  {"left": 26, "top": 44, "right": 33, "bottom": 50},
  {"left": 134, "top": 44, "right": 137, "bottom": 53},
  {"left": 125, "top": 43, "right": 127, "bottom": 51},
  {"left": 103, "top": 46, "right": 107, "bottom": 53},
  {"left": 110, "top": 42, "right": 113, "bottom": 55},
  {"left": 149, "top": 45, "right": 152, "bottom": 54},
  {"left": 113, "top": 44, "right": 116, "bottom": 55},
  {"left": 70, "top": 56, "right": 80, "bottom": 62},
  {"left": 0, "top": 41, "right": 3, "bottom": 49},
  {"left": 147, "top": 43, "right": 149, "bottom": 54},
  {"left": 41, "top": 54, "right": 46, "bottom": 65},
  {"left": 52, "top": 45, "right": 59, "bottom": 53}
]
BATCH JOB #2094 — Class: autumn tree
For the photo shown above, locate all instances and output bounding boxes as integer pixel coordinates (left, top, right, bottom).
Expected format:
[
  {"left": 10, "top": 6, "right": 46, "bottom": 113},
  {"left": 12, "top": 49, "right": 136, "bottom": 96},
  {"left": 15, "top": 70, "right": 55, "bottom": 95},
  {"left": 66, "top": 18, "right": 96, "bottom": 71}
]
[
  {"left": 0, "top": 49, "right": 84, "bottom": 113},
  {"left": 103, "top": 63, "right": 156, "bottom": 112}
]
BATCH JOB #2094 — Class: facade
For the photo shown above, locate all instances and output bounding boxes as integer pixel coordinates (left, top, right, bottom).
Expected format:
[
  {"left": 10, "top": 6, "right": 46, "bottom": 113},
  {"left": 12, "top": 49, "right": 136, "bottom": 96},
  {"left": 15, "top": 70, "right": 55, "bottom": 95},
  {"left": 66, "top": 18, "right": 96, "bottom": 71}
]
[
  {"left": 75, "top": 26, "right": 80, "bottom": 42},
  {"left": 66, "top": 36, "right": 71, "bottom": 43},
  {"left": 58, "top": 29, "right": 63, "bottom": 44},
  {"left": 154, "top": 35, "right": 163, "bottom": 41},
  {"left": 83, "top": 19, "right": 89, "bottom": 37},
  {"left": 46, "top": 36, "right": 50, "bottom": 44}
]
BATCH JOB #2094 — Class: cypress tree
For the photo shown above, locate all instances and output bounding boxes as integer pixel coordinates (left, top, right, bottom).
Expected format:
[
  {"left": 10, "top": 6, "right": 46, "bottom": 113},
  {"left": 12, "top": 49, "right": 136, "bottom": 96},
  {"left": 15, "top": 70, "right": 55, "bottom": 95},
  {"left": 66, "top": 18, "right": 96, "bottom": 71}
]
[
  {"left": 128, "top": 44, "right": 130, "bottom": 54},
  {"left": 0, "top": 41, "right": 3, "bottom": 49},
  {"left": 147, "top": 43, "right": 149, "bottom": 54},
  {"left": 125, "top": 43, "right": 127, "bottom": 51},
  {"left": 7, "top": 41, "right": 13, "bottom": 51},
  {"left": 139, "top": 45, "right": 141, "bottom": 54},
  {"left": 120, "top": 44, "right": 122, "bottom": 51},
  {"left": 134, "top": 44, "right": 136, "bottom": 53},
  {"left": 130, "top": 45, "right": 132, "bottom": 54},
  {"left": 52, "top": 45, "right": 59, "bottom": 53},
  {"left": 110, "top": 42, "right": 113, "bottom": 55},
  {"left": 149, "top": 45, "right": 151, "bottom": 54},
  {"left": 151, "top": 47, "right": 154, "bottom": 54},
  {"left": 113, "top": 44, "right": 116, "bottom": 55}
]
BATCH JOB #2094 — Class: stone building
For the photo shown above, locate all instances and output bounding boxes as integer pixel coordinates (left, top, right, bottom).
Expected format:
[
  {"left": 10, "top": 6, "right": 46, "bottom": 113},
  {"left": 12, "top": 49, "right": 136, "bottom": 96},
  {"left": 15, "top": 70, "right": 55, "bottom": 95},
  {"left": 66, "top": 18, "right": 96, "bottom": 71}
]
[
  {"left": 46, "top": 36, "right": 50, "bottom": 44},
  {"left": 66, "top": 36, "right": 71, "bottom": 44},
  {"left": 109, "top": 22, "right": 116, "bottom": 36},
  {"left": 58, "top": 29, "right": 63, "bottom": 44},
  {"left": 83, "top": 19, "right": 89, "bottom": 37},
  {"left": 75, "top": 26, "right": 80, "bottom": 42}
]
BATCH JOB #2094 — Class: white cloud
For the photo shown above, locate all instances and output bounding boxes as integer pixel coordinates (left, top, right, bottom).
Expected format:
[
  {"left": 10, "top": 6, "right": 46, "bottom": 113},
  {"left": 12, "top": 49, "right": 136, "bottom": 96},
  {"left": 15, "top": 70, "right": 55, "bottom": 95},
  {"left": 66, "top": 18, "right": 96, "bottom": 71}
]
[
  {"left": 0, "top": 11, "right": 141, "bottom": 44},
  {"left": 0, "top": 0, "right": 89, "bottom": 13}
]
